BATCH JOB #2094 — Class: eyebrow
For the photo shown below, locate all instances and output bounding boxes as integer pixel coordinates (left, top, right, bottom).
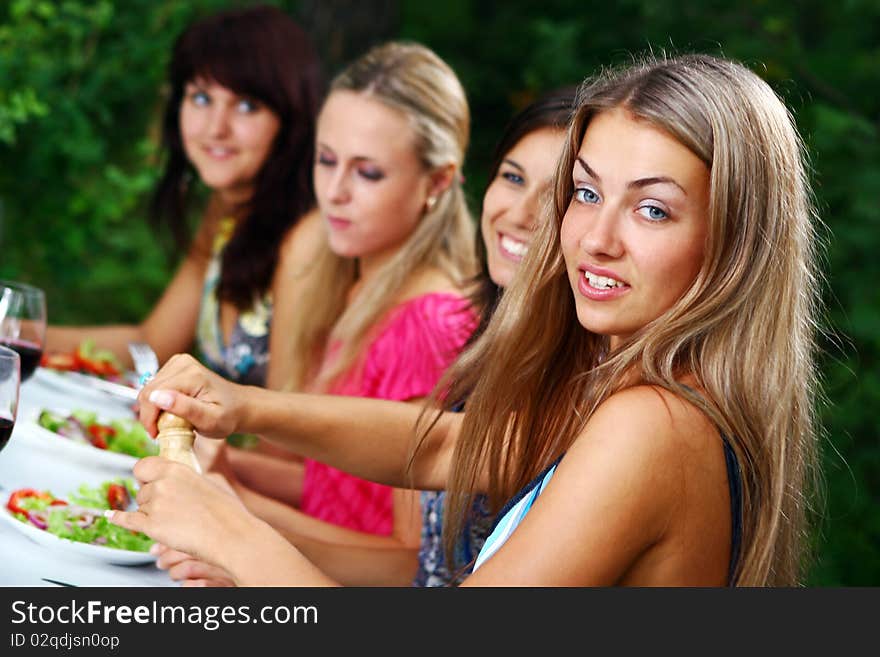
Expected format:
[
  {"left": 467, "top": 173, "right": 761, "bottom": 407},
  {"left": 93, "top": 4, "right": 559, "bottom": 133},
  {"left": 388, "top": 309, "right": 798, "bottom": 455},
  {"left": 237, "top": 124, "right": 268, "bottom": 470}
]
[
  {"left": 316, "top": 143, "right": 379, "bottom": 164},
  {"left": 575, "top": 156, "right": 687, "bottom": 196},
  {"left": 501, "top": 158, "right": 524, "bottom": 172},
  {"left": 187, "top": 76, "right": 212, "bottom": 87}
]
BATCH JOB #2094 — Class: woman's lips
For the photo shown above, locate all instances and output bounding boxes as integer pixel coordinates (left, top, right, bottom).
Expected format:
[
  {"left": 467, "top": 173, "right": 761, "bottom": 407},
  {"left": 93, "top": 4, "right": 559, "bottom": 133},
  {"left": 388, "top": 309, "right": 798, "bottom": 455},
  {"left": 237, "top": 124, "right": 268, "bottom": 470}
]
[
  {"left": 327, "top": 216, "right": 352, "bottom": 231},
  {"left": 576, "top": 266, "right": 630, "bottom": 301},
  {"left": 202, "top": 145, "right": 237, "bottom": 160},
  {"left": 497, "top": 232, "right": 528, "bottom": 262}
]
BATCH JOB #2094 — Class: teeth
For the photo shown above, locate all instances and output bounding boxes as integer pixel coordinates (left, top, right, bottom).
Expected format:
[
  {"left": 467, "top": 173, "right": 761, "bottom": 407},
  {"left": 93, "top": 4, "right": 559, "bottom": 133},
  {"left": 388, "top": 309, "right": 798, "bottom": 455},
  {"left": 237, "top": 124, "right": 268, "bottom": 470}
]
[
  {"left": 584, "top": 271, "right": 624, "bottom": 289},
  {"left": 500, "top": 234, "right": 528, "bottom": 257}
]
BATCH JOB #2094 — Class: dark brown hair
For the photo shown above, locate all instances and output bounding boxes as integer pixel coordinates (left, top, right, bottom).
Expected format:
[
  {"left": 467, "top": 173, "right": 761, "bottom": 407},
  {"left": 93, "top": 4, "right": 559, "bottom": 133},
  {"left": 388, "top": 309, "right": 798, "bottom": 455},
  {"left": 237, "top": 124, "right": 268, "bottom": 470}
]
[
  {"left": 466, "top": 86, "right": 577, "bottom": 347},
  {"left": 150, "top": 4, "right": 324, "bottom": 308}
]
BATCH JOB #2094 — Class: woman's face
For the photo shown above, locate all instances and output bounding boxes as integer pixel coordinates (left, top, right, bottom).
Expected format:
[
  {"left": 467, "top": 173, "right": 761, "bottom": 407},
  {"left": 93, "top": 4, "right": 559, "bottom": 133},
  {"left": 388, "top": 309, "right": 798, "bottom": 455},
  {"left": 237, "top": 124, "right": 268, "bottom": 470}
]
[
  {"left": 560, "top": 108, "right": 710, "bottom": 349},
  {"left": 179, "top": 78, "right": 281, "bottom": 204},
  {"left": 481, "top": 127, "right": 566, "bottom": 288},
  {"left": 313, "top": 90, "right": 436, "bottom": 269}
]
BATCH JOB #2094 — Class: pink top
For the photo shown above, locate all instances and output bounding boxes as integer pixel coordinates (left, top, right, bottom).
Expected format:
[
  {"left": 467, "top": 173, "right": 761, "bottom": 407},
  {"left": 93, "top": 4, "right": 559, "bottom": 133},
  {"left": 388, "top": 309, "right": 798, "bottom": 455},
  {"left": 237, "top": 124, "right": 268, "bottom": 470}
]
[{"left": 299, "top": 292, "right": 478, "bottom": 535}]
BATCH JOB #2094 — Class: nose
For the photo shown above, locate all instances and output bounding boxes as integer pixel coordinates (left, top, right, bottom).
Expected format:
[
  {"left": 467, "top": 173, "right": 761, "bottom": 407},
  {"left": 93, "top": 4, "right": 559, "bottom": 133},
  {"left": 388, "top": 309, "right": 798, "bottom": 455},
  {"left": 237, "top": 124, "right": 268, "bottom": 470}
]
[
  {"left": 508, "top": 185, "right": 543, "bottom": 230},
  {"left": 323, "top": 168, "right": 350, "bottom": 205},
  {"left": 206, "top": 105, "right": 232, "bottom": 138},
  {"left": 579, "top": 204, "right": 624, "bottom": 259}
]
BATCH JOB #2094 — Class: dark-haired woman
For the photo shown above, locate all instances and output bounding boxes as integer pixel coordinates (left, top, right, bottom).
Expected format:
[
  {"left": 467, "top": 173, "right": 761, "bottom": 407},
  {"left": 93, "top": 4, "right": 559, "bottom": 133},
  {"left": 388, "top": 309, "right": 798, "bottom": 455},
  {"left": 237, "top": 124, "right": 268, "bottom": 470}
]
[{"left": 47, "top": 4, "right": 324, "bottom": 390}]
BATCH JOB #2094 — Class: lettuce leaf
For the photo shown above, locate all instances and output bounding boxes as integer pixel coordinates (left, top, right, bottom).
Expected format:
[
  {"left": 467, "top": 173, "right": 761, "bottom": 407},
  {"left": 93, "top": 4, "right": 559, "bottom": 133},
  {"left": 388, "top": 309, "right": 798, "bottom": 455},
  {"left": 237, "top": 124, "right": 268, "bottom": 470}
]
[{"left": 10, "top": 479, "right": 154, "bottom": 552}]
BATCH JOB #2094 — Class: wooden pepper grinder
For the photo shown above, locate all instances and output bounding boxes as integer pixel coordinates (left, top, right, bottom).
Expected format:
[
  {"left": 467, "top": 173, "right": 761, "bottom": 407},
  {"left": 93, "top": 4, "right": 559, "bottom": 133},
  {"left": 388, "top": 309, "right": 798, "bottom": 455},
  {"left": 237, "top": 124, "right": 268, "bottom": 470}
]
[{"left": 156, "top": 411, "right": 202, "bottom": 473}]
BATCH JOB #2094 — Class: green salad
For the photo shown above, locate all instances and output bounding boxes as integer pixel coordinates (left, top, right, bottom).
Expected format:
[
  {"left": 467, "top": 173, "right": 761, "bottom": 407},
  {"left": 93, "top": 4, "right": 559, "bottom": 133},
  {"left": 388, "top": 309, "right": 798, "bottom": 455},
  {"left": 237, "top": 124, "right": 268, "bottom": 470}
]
[
  {"left": 38, "top": 408, "right": 158, "bottom": 458},
  {"left": 6, "top": 479, "right": 154, "bottom": 552}
]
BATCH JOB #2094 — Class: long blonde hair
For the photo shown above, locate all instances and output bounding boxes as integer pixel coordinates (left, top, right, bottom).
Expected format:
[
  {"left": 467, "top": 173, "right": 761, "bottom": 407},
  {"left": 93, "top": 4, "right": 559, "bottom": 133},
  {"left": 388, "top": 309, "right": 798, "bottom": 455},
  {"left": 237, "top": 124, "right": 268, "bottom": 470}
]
[
  {"left": 286, "top": 42, "right": 477, "bottom": 391},
  {"left": 436, "top": 53, "right": 822, "bottom": 586}
]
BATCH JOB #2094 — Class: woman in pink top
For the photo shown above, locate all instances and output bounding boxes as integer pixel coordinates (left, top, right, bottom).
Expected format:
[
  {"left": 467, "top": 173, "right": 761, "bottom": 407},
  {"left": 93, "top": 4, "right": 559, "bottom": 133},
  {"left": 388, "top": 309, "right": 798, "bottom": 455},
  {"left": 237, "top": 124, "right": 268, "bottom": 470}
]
[
  {"left": 171, "top": 40, "right": 478, "bottom": 574},
  {"left": 300, "top": 292, "right": 476, "bottom": 534}
]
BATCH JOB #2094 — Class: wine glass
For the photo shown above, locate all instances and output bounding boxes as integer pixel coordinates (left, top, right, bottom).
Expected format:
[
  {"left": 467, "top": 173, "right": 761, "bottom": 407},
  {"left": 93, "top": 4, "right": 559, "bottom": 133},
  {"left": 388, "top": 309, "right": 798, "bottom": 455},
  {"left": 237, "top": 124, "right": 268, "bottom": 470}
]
[
  {"left": 0, "top": 281, "right": 47, "bottom": 382},
  {"left": 0, "top": 345, "right": 20, "bottom": 452}
]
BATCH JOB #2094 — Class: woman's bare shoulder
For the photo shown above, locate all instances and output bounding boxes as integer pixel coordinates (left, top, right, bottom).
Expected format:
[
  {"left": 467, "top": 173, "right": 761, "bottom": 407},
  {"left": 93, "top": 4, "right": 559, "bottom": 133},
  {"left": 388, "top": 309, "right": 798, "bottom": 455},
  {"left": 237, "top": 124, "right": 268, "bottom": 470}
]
[
  {"left": 465, "top": 385, "right": 727, "bottom": 585},
  {"left": 273, "top": 209, "right": 323, "bottom": 283},
  {"left": 392, "top": 266, "right": 467, "bottom": 305},
  {"left": 280, "top": 208, "right": 323, "bottom": 259},
  {"left": 569, "top": 385, "right": 722, "bottom": 489}
]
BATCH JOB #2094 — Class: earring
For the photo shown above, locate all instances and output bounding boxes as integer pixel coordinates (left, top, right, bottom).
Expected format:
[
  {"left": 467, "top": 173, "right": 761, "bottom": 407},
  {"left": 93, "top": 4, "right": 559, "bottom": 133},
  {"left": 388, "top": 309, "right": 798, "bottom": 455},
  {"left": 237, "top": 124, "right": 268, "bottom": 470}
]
[{"left": 425, "top": 196, "right": 437, "bottom": 213}]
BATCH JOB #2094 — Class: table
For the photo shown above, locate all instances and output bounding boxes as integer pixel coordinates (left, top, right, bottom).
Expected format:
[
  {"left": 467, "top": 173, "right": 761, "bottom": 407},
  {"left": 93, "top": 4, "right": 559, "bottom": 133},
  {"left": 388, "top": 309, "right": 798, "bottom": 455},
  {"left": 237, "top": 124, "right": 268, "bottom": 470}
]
[{"left": 0, "top": 368, "right": 175, "bottom": 586}]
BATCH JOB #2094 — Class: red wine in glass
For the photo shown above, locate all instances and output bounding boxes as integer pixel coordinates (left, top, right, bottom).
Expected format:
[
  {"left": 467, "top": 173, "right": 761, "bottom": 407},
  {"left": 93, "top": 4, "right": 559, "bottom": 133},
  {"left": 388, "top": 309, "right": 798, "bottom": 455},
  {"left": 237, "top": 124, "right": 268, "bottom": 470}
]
[
  {"left": 0, "top": 344, "right": 19, "bottom": 453},
  {"left": 0, "top": 281, "right": 46, "bottom": 383},
  {"left": 0, "top": 415, "right": 13, "bottom": 451},
  {"left": 0, "top": 339, "right": 42, "bottom": 382}
]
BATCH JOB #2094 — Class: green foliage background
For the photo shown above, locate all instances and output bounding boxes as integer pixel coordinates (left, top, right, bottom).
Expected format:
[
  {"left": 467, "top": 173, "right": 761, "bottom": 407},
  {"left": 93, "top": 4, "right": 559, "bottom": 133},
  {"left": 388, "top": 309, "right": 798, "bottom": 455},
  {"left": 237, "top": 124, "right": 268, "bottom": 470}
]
[{"left": 1, "top": 0, "right": 877, "bottom": 584}]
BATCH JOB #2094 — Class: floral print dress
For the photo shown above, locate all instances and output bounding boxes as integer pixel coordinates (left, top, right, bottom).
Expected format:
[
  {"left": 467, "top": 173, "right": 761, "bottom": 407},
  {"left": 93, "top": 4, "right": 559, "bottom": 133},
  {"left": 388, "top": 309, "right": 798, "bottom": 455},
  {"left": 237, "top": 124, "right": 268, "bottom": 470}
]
[{"left": 196, "top": 218, "right": 272, "bottom": 386}]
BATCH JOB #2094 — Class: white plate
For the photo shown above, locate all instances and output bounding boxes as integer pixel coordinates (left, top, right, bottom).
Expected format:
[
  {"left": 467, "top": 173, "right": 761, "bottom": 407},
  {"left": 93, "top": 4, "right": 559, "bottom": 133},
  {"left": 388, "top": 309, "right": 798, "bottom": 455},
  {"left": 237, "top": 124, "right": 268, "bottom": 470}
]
[
  {"left": 31, "top": 367, "right": 138, "bottom": 408},
  {"left": 16, "top": 406, "right": 157, "bottom": 472},
  {"left": 0, "top": 497, "right": 155, "bottom": 566}
]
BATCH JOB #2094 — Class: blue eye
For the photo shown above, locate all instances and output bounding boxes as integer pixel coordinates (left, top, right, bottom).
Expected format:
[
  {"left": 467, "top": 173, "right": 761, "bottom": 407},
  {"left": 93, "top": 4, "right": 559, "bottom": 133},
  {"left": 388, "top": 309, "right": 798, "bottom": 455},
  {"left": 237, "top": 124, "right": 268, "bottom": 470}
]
[
  {"left": 637, "top": 205, "right": 668, "bottom": 221},
  {"left": 191, "top": 91, "right": 210, "bottom": 107},
  {"left": 574, "top": 187, "right": 600, "bottom": 204},
  {"left": 237, "top": 98, "right": 259, "bottom": 113},
  {"left": 501, "top": 171, "right": 524, "bottom": 185}
]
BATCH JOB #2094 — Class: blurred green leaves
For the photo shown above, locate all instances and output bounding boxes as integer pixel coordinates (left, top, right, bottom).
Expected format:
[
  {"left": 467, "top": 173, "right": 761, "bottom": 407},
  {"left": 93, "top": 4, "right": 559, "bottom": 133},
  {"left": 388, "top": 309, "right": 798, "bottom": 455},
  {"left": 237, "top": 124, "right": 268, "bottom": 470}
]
[{"left": 0, "top": 88, "right": 48, "bottom": 145}]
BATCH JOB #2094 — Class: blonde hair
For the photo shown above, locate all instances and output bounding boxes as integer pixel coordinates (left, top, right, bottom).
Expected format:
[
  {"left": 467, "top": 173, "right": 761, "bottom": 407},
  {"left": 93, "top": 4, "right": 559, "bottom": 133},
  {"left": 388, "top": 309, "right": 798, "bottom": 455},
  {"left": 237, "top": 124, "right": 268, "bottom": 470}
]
[
  {"left": 436, "top": 53, "right": 822, "bottom": 586},
  {"left": 285, "top": 42, "right": 477, "bottom": 390}
]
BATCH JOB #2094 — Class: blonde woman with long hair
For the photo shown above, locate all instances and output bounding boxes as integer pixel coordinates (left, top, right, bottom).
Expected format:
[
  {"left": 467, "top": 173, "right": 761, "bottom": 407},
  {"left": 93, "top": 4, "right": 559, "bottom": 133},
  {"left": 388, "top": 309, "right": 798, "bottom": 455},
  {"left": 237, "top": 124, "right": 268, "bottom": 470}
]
[
  {"left": 188, "top": 41, "right": 479, "bottom": 555},
  {"left": 115, "top": 53, "right": 822, "bottom": 586}
]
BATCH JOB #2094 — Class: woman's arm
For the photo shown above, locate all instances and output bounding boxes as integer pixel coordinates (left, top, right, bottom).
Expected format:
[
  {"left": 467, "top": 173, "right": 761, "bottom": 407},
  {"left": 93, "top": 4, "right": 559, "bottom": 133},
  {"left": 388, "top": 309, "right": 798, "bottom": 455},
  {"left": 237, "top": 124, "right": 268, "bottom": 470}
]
[
  {"left": 157, "top": 538, "right": 418, "bottom": 587},
  {"left": 138, "top": 354, "right": 460, "bottom": 491},
  {"left": 262, "top": 532, "right": 419, "bottom": 586},
  {"left": 229, "top": 479, "right": 421, "bottom": 550},
  {"left": 114, "top": 386, "right": 730, "bottom": 587},
  {"left": 110, "top": 457, "right": 419, "bottom": 586}
]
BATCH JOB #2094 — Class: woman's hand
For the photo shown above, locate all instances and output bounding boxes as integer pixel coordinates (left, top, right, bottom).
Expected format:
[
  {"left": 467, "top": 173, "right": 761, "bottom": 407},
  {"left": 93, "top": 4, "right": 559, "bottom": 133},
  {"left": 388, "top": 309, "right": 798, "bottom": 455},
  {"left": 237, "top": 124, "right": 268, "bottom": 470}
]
[
  {"left": 110, "top": 456, "right": 342, "bottom": 586},
  {"left": 137, "top": 353, "right": 245, "bottom": 439},
  {"left": 106, "top": 456, "right": 261, "bottom": 572},
  {"left": 149, "top": 470, "right": 244, "bottom": 587},
  {"left": 151, "top": 544, "right": 236, "bottom": 587}
]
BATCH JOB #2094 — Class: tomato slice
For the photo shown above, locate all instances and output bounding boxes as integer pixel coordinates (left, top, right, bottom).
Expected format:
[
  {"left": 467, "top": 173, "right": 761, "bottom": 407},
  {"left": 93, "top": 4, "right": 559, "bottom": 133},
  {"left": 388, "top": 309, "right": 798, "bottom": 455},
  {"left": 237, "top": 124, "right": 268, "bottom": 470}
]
[
  {"left": 74, "top": 353, "right": 100, "bottom": 375},
  {"left": 40, "top": 353, "right": 78, "bottom": 371},
  {"left": 87, "top": 424, "right": 116, "bottom": 450},
  {"left": 44, "top": 342, "right": 122, "bottom": 378},
  {"left": 92, "top": 360, "right": 121, "bottom": 377},
  {"left": 6, "top": 489, "right": 54, "bottom": 515},
  {"left": 106, "top": 484, "right": 131, "bottom": 511}
]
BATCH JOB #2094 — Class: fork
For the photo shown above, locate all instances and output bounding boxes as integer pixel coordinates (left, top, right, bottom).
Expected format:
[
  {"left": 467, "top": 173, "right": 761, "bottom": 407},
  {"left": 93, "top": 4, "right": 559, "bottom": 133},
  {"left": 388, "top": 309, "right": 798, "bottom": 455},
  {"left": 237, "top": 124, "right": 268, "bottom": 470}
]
[{"left": 127, "top": 342, "right": 159, "bottom": 388}]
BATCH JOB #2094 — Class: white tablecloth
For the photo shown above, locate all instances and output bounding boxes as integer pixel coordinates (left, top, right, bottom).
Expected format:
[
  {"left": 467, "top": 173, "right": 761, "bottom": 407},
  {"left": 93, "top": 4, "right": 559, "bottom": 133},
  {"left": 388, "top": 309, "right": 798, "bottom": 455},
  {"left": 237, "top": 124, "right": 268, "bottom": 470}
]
[{"left": 0, "top": 368, "right": 175, "bottom": 587}]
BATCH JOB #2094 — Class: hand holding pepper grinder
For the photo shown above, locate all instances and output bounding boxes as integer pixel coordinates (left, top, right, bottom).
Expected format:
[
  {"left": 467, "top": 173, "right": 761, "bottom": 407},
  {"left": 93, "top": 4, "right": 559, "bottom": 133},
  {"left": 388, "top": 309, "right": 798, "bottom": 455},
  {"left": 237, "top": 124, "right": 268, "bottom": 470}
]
[{"left": 156, "top": 411, "right": 202, "bottom": 473}]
